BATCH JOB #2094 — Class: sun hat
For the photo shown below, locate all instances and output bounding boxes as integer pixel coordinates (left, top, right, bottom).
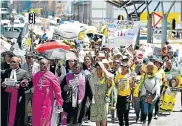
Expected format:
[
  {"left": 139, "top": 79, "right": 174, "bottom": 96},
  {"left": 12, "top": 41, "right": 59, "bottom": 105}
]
[
  {"left": 96, "top": 61, "right": 114, "bottom": 79},
  {"left": 142, "top": 62, "right": 158, "bottom": 73}
]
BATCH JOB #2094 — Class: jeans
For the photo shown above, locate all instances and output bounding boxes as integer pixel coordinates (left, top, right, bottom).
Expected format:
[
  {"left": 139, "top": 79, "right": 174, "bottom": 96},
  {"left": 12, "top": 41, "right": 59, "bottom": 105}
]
[
  {"left": 154, "top": 97, "right": 160, "bottom": 116},
  {"left": 134, "top": 97, "right": 142, "bottom": 121},
  {"left": 116, "top": 95, "right": 130, "bottom": 126},
  {"left": 141, "top": 96, "right": 155, "bottom": 124}
]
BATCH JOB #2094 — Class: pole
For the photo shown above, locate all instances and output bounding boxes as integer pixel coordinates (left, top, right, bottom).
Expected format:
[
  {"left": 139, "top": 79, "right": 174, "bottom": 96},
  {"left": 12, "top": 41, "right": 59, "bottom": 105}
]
[
  {"left": 181, "top": 1, "right": 182, "bottom": 22},
  {"left": 146, "top": 1, "right": 160, "bottom": 43},
  {"left": 30, "top": 24, "right": 34, "bottom": 51},
  {"left": 170, "top": 19, "right": 172, "bottom": 40},
  {"left": 161, "top": 1, "right": 176, "bottom": 48}
]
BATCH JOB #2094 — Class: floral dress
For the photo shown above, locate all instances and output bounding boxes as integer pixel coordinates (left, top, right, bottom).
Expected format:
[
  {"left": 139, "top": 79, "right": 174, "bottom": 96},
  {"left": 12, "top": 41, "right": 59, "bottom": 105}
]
[{"left": 90, "top": 73, "right": 108, "bottom": 121}]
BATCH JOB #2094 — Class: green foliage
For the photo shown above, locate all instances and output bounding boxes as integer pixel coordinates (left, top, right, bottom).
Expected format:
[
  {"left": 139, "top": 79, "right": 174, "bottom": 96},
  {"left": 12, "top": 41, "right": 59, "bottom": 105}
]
[{"left": 29, "top": 8, "right": 38, "bottom": 15}]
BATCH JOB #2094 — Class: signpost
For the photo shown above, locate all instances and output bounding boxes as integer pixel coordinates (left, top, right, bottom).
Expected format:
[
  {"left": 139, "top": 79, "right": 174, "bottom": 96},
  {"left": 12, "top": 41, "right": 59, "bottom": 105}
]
[{"left": 152, "top": 12, "right": 163, "bottom": 28}]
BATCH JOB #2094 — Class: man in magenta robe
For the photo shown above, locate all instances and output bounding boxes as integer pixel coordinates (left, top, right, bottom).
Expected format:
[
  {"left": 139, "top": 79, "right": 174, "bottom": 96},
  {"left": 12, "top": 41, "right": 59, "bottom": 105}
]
[{"left": 32, "top": 59, "right": 64, "bottom": 126}]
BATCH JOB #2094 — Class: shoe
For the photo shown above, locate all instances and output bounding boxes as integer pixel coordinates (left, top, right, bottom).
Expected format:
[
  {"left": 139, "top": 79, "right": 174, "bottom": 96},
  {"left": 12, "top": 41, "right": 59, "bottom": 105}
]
[
  {"left": 136, "top": 120, "right": 139, "bottom": 123},
  {"left": 148, "top": 122, "right": 151, "bottom": 126},
  {"left": 142, "top": 122, "right": 146, "bottom": 126},
  {"left": 154, "top": 115, "right": 158, "bottom": 119}
]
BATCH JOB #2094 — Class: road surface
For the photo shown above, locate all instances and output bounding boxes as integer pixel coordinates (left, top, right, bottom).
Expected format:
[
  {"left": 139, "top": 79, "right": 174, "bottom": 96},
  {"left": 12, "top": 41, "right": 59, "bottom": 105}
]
[{"left": 83, "top": 92, "right": 182, "bottom": 126}]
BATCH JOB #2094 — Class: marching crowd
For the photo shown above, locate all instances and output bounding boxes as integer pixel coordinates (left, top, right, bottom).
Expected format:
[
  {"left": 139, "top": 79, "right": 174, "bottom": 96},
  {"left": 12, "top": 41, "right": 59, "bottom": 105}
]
[{"left": 1, "top": 40, "right": 182, "bottom": 126}]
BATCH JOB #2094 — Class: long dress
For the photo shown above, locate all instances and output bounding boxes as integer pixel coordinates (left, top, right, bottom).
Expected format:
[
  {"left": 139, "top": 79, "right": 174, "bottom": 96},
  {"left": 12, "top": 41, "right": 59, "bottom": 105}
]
[
  {"left": 90, "top": 74, "right": 108, "bottom": 121},
  {"left": 32, "top": 71, "right": 63, "bottom": 126}
]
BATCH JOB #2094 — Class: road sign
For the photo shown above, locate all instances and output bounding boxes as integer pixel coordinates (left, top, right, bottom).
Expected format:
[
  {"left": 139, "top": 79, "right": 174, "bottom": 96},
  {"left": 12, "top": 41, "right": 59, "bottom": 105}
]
[{"left": 152, "top": 12, "right": 163, "bottom": 28}]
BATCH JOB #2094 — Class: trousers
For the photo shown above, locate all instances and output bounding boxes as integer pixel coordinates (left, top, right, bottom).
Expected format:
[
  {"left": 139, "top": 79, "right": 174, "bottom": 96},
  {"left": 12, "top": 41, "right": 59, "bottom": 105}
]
[
  {"left": 116, "top": 95, "right": 130, "bottom": 126},
  {"left": 141, "top": 96, "right": 155, "bottom": 124},
  {"left": 24, "top": 91, "right": 33, "bottom": 126}
]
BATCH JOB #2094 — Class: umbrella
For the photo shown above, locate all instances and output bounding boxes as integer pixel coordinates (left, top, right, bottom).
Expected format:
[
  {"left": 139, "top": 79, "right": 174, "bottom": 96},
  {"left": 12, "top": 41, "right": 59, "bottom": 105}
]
[
  {"left": 66, "top": 51, "right": 78, "bottom": 60},
  {"left": 44, "top": 49, "right": 68, "bottom": 60},
  {"left": 36, "top": 41, "right": 70, "bottom": 53}
]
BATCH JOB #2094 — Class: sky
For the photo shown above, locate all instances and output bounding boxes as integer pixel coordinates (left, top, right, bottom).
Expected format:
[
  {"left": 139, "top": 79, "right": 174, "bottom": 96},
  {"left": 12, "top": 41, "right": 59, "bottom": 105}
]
[{"left": 147, "top": 1, "right": 181, "bottom": 13}]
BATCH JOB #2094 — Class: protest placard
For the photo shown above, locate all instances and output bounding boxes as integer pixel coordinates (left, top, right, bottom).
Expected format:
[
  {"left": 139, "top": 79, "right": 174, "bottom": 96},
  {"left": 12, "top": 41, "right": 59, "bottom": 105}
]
[{"left": 102, "top": 20, "right": 140, "bottom": 48}]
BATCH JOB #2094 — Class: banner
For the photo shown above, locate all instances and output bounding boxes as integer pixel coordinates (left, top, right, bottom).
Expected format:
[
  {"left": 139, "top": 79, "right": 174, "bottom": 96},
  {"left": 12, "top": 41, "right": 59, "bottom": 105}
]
[{"left": 102, "top": 20, "right": 140, "bottom": 48}]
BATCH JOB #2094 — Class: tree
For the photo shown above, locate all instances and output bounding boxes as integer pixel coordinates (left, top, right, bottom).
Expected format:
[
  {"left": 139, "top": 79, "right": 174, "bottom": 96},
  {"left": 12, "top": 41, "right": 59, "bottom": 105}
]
[{"left": 29, "top": 8, "right": 38, "bottom": 15}]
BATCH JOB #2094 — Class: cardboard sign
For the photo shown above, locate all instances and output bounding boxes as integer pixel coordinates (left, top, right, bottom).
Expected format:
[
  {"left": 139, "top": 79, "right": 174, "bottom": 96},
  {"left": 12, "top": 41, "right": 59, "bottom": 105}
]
[
  {"left": 5, "top": 78, "right": 16, "bottom": 86},
  {"left": 69, "top": 79, "right": 79, "bottom": 87}
]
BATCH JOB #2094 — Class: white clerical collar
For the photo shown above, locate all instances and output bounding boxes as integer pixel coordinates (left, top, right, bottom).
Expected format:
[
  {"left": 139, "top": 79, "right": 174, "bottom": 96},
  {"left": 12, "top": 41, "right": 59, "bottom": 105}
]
[{"left": 10, "top": 69, "right": 17, "bottom": 82}]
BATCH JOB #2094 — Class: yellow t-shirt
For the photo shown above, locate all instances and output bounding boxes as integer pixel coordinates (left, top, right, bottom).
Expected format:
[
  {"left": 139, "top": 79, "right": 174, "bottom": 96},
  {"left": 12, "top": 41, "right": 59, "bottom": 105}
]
[
  {"left": 78, "top": 31, "right": 85, "bottom": 40},
  {"left": 155, "top": 69, "right": 165, "bottom": 86},
  {"left": 133, "top": 75, "right": 142, "bottom": 97},
  {"left": 115, "top": 74, "right": 131, "bottom": 96}
]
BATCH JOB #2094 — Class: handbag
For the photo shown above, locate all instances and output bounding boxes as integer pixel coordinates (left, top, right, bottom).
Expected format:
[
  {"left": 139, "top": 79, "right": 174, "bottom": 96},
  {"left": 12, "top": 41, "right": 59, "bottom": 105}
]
[
  {"left": 145, "top": 90, "right": 155, "bottom": 104},
  {"left": 144, "top": 76, "right": 157, "bottom": 104}
]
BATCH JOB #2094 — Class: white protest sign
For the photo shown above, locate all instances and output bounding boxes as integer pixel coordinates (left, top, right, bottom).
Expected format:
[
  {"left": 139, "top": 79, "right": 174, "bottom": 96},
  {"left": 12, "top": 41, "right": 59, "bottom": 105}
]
[
  {"left": 5, "top": 78, "right": 16, "bottom": 86},
  {"left": 69, "top": 79, "right": 79, "bottom": 107},
  {"left": 102, "top": 20, "right": 140, "bottom": 48}
]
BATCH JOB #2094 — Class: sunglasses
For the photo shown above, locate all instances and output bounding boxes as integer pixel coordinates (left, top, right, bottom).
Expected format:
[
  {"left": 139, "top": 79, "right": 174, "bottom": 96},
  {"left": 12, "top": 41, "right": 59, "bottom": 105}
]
[
  {"left": 25, "top": 56, "right": 32, "bottom": 59},
  {"left": 69, "top": 60, "right": 74, "bottom": 62}
]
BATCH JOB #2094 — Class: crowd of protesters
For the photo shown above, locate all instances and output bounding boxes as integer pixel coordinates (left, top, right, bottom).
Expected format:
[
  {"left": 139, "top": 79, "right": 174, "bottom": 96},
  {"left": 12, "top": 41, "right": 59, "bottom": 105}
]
[{"left": 1, "top": 39, "right": 182, "bottom": 126}]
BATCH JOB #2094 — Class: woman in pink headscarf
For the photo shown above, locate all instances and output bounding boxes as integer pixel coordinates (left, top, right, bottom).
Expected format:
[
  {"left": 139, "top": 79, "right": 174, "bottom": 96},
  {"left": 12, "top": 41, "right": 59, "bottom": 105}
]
[{"left": 32, "top": 59, "right": 64, "bottom": 126}]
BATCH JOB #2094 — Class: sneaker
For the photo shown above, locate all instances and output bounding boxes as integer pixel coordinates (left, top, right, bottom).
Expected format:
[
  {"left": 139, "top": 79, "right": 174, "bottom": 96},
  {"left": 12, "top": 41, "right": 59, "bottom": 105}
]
[{"left": 154, "top": 115, "right": 158, "bottom": 119}]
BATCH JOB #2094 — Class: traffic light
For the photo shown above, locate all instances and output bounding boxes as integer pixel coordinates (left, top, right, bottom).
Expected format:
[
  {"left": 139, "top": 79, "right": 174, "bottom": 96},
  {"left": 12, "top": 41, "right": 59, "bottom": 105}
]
[{"left": 28, "top": 13, "right": 35, "bottom": 24}]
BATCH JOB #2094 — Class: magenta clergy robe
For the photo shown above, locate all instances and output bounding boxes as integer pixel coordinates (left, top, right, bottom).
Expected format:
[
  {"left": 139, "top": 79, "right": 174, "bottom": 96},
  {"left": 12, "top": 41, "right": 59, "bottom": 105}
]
[{"left": 32, "top": 71, "right": 63, "bottom": 126}]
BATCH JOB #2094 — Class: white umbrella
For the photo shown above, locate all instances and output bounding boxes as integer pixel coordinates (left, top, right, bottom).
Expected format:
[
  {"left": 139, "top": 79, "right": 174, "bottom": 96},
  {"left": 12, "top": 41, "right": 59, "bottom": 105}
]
[{"left": 66, "top": 51, "right": 78, "bottom": 60}]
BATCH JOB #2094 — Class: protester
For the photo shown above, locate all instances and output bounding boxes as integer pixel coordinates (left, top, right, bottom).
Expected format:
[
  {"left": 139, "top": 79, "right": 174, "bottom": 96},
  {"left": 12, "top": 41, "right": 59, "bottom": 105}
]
[
  {"left": 1, "top": 56, "right": 29, "bottom": 126},
  {"left": 61, "top": 62, "right": 93, "bottom": 126},
  {"left": 133, "top": 64, "right": 145, "bottom": 123},
  {"left": 167, "top": 49, "right": 178, "bottom": 69},
  {"left": 21, "top": 51, "right": 40, "bottom": 125},
  {"left": 140, "top": 62, "right": 160, "bottom": 126},
  {"left": 32, "top": 58, "right": 64, "bottom": 126},
  {"left": 66, "top": 59, "right": 75, "bottom": 73},
  {"left": 90, "top": 62, "right": 114, "bottom": 126},
  {"left": 1, "top": 51, "right": 15, "bottom": 70},
  {"left": 82, "top": 55, "right": 95, "bottom": 122},
  {"left": 49, "top": 59, "right": 66, "bottom": 83},
  {"left": 115, "top": 63, "right": 133, "bottom": 126},
  {"left": 153, "top": 58, "right": 165, "bottom": 119}
]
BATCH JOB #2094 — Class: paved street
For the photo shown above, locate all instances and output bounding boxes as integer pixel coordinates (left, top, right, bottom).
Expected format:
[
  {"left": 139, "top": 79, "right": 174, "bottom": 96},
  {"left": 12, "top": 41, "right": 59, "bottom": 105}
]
[{"left": 83, "top": 92, "right": 182, "bottom": 126}]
